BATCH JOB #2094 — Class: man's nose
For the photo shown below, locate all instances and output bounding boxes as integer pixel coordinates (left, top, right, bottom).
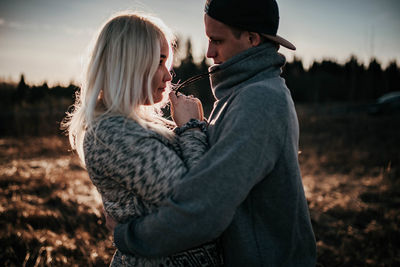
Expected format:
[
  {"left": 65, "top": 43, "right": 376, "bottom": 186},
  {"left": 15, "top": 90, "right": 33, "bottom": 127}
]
[{"left": 206, "top": 43, "right": 216, "bottom": 58}]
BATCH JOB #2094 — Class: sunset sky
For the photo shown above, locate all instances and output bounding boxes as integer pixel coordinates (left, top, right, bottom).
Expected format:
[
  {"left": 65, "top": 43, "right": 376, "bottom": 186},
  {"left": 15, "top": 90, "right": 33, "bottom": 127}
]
[{"left": 0, "top": 0, "right": 399, "bottom": 86}]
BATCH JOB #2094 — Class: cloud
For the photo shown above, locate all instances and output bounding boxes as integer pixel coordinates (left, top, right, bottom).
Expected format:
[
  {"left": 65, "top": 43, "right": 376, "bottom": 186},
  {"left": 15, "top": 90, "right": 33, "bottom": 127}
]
[
  {"left": 0, "top": 18, "right": 94, "bottom": 36},
  {"left": 62, "top": 26, "right": 94, "bottom": 36}
]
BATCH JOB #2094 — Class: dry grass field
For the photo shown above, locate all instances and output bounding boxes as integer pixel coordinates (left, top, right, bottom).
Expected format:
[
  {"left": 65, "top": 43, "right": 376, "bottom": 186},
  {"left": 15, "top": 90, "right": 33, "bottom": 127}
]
[
  {"left": 1, "top": 104, "right": 399, "bottom": 266},
  {"left": 297, "top": 104, "right": 400, "bottom": 266},
  {"left": 0, "top": 136, "right": 114, "bottom": 266}
]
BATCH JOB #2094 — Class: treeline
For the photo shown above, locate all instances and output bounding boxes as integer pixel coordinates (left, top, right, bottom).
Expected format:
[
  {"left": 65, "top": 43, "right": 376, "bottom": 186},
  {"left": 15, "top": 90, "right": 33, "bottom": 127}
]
[
  {"left": 1, "top": 39, "right": 399, "bottom": 136},
  {"left": 283, "top": 56, "right": 400, "bottom": 103},
  {"left": 0, "top": 76, "right": 78, "bottom": 136},
  {"left": 173, "top": 39, "right": 400, "bottom": 105}
]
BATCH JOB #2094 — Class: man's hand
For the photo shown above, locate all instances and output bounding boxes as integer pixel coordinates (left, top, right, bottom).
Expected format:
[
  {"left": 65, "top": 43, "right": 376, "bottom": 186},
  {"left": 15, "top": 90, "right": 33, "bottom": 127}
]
[{"left": 102, "top": 206, "right": 117, "bottom": 232}]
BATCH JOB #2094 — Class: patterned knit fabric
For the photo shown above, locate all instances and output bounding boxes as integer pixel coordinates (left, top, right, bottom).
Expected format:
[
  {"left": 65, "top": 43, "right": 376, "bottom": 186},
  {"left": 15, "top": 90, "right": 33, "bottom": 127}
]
[{"left": 83, "top": 115, "right": 223, "bottom": 266}]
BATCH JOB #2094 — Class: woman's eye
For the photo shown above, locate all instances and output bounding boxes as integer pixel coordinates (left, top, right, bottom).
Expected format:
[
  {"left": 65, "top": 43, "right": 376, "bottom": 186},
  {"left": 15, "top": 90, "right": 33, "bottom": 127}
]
[{"left": 159, "top": 55, "right": 167, "bottom": 66}]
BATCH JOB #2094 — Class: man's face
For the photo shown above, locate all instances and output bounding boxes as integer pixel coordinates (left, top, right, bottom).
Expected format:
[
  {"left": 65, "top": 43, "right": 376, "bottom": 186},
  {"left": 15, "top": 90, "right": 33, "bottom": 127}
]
[{"left": 204, "top": 14, "right": 252, "bottom": 64}]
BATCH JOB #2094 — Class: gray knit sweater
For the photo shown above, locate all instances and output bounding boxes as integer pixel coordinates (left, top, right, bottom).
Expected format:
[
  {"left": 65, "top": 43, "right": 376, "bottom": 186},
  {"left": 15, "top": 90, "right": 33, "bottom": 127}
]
[{"left": 83, "top": 115, "right": 223, "bottom": 266}]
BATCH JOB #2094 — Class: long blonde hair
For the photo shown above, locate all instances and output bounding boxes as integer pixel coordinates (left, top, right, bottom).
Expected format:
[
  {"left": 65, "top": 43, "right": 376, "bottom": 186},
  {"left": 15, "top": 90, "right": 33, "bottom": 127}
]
[{"left": 62, "top": 11, "right": 175, "bottom": 163}]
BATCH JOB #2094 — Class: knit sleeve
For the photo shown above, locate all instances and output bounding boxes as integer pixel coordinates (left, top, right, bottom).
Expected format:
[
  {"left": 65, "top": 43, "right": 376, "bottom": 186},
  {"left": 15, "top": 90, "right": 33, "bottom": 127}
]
[
  {"left": 102, "top": 135, "right": 186, "bottom": 205},
  {"left": 176, "top": 130, "right": 208, "bottom": 169},
  {"left": 87, "top": 118, "right": 208, "bottom": 206}
]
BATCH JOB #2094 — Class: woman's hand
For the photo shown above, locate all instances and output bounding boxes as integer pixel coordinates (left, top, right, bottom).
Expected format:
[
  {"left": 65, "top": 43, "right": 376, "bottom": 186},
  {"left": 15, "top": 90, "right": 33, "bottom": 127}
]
[{"left": 169, "top": 92, "right": 204, "bottom": 127}]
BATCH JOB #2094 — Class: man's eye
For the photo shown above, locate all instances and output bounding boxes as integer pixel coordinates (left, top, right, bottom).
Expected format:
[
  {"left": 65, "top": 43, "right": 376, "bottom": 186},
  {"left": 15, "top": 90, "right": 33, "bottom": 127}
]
[{"left": 210, "top": 39, "right": 221, "bottom": 45}]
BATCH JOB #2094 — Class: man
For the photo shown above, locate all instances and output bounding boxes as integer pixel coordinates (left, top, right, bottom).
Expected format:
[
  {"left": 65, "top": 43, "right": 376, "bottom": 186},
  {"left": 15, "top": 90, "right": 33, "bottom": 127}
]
[{"left": 112, "top": 0, "right": 316, "bottom": 265}]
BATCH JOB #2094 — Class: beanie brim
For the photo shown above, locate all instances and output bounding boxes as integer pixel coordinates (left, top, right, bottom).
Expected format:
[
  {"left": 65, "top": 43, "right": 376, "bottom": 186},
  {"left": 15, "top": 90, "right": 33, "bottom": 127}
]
[{"left": 262, "top": 34, "right": 296, "bottom": 50}]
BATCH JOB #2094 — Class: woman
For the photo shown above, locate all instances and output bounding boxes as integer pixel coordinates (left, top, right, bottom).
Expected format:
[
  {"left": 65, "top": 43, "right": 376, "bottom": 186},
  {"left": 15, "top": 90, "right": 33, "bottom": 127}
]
[{"left": 62, "top": 12, "right": 223, "bottom": 266}]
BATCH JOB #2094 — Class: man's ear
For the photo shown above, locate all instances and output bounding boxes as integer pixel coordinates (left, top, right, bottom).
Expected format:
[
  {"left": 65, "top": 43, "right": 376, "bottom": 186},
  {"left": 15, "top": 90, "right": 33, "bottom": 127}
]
[{"left": 248, "top": 32, "right": 262, "bottom": 47}]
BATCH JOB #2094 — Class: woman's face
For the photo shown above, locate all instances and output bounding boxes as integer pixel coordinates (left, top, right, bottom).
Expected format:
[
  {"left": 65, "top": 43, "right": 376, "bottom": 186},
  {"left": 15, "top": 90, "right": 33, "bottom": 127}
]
[{"left": 150, "top": 38, "right": 172, "bottom": 104}]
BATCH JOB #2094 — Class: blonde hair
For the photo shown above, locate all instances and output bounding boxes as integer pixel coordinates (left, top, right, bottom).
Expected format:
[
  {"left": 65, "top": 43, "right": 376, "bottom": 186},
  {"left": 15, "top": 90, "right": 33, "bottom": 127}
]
[{"left": 62, "top": 11, "right": 175, "bottom": 163}]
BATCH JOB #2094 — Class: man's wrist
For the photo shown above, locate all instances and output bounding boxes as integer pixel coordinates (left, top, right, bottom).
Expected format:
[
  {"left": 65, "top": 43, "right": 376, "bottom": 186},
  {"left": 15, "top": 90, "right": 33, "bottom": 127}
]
[{"left": 113, "top": 221, "right": 136, "bottom": 255}]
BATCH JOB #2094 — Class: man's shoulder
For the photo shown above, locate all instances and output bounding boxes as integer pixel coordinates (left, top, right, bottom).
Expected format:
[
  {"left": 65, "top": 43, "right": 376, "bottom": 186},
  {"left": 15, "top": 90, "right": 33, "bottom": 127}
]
[
  {"left": 243, "top": 75, "right": 287, "bottom": 95},
  {"left": 234, "top": 77, "right": 291, "bottom": 108}
]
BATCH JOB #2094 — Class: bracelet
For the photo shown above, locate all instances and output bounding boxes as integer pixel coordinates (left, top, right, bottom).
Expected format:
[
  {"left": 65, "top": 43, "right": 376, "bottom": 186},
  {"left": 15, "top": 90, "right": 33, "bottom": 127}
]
[{"left": 173, "top": 119, "right": 207, "bottom": 135}]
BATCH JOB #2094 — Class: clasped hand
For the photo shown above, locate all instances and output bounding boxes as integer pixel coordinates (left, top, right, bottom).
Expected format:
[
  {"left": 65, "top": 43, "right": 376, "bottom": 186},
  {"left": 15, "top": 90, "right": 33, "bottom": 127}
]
[{"left": 169, "top": 92, "right": 204, "bottom": 126}]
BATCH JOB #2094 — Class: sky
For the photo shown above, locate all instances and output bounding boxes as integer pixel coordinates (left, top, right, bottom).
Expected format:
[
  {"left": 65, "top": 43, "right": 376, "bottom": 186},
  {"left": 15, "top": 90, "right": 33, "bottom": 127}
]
[{"left": 0, "top": 0, "right": 399, "bottom": 86}]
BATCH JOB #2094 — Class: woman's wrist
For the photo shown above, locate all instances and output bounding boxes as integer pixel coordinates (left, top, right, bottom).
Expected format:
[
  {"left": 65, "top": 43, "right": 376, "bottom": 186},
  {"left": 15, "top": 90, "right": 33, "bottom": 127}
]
[
  {"left": 173, "top": 118, "right": 207, "bottom": 135},
  {"left": 186, "top": 128, "right": 201, "bottom": 132}
]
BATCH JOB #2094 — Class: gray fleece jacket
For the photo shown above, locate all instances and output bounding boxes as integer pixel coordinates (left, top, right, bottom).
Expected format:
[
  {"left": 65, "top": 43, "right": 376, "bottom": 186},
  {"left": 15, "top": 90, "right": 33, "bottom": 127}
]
[{"left": 115, "top": 43, "right": 317, "bottom": 266}]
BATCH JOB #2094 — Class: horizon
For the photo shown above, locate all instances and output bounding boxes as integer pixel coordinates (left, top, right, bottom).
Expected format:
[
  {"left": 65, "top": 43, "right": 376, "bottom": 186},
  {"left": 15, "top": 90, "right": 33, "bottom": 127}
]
[
  {"left": 1, "top": 54, "right": 398, "bottom": 87},
  {"left": 1, "top": 0, "right": 399, "bottom": 86}
]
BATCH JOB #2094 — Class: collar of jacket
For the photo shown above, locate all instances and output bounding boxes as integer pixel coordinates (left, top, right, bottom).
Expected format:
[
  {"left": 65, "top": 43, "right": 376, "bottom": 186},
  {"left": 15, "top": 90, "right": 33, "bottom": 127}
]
[{"left": 209, "top": 42, "right": 286, "bottom": 100}]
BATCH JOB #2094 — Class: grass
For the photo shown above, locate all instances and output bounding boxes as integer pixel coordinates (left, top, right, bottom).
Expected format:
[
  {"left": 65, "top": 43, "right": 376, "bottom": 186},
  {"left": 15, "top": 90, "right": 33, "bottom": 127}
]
[
  {"left": 0, "top": 104, "right": 399, "bottom": 266},
  {"left": 297, "top": 104, "right": 400, "bottom": 266},
  {"left": 0, "top": 137, "right": 113, "bottom": 266}
]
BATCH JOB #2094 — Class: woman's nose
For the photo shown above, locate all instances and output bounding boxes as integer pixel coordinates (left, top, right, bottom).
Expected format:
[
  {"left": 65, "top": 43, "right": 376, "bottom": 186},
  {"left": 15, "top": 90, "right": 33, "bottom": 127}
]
[{"left": 164, "top": 68, "right": 172, "bottom": 82}]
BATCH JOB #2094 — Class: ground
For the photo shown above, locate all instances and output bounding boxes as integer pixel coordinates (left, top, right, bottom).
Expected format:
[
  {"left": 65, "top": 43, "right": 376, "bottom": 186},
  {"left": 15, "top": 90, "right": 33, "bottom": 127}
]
[{"left": 0, "top": 104, "right": 399, "bottom": 266}]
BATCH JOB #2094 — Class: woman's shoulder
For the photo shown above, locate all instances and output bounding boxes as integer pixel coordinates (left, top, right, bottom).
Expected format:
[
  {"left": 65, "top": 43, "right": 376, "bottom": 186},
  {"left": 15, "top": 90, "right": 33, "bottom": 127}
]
[
  {"left": 84, "top": 115, "right": 175, "bottom": 153},
  {"left": 83, "top": 115, "right": 151, "bottom": 153},
  {"left": 93, "top": 115, "right": 152, "bottom": 139}
]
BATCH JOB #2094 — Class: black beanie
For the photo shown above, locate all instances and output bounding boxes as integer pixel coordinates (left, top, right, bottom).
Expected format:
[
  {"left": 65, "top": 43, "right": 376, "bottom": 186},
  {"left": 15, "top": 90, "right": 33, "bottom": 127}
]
[{"left": 205, "top": 0, "right": 295, "bottom": 50}]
